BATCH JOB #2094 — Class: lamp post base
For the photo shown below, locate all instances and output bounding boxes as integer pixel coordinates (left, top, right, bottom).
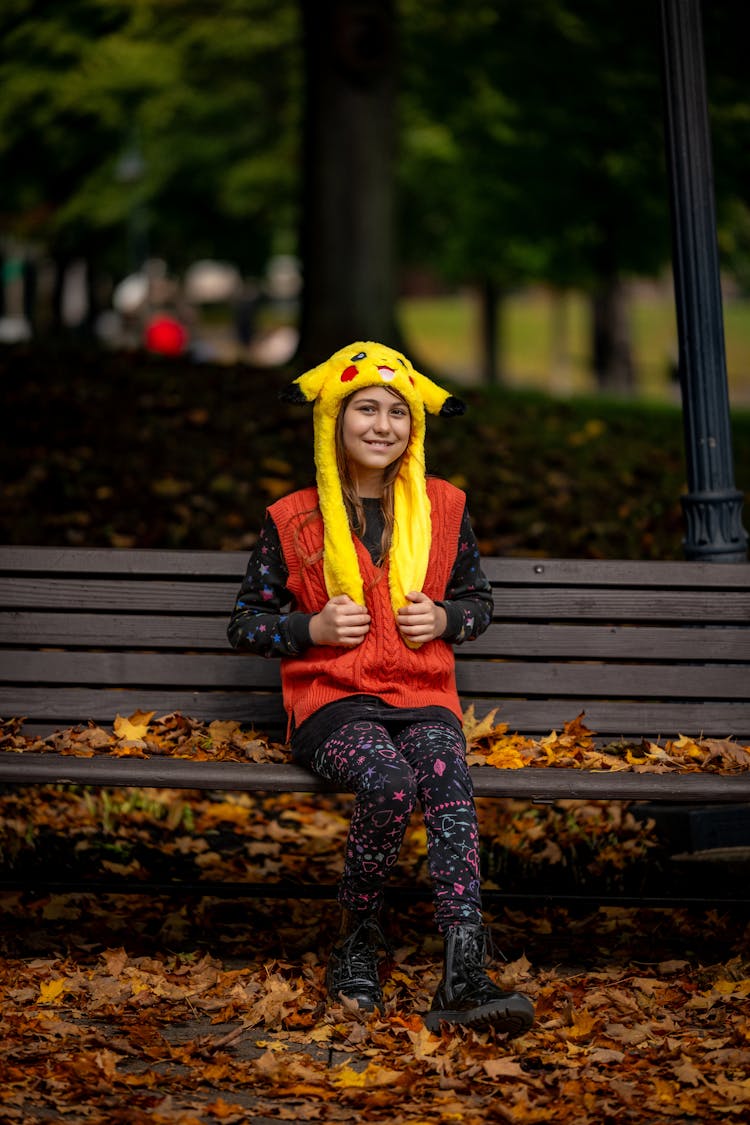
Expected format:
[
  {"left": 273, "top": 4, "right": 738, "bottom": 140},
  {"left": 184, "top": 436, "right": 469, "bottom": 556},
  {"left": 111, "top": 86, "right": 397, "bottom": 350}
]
[{"left": 681, "top": 490, "right": 748, "bottom": 562}]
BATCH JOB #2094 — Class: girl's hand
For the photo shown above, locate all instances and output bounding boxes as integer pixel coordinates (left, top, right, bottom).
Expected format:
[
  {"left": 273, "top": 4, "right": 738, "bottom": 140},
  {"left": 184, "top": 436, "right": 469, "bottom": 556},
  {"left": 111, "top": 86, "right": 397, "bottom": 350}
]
[
  {"left": 396, "top": 591, "right": 447, "bottom": 644},
  {"left": 309, "top": 595, "right": 371, "bottom": 647}
]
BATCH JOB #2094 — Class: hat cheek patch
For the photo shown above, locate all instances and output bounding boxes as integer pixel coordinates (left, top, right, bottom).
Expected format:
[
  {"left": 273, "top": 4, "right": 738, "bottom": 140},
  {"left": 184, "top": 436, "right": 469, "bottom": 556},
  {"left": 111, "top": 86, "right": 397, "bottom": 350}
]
[{"left": 340, "top": 365, "right": 358, "bottom": 382}]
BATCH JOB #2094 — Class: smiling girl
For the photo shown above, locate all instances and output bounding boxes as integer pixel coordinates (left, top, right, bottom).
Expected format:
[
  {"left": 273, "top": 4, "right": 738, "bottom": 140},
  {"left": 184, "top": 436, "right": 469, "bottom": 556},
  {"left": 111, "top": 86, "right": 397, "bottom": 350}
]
[{"left": 228, "top": 341, "right": 534, "bottom": 1035}]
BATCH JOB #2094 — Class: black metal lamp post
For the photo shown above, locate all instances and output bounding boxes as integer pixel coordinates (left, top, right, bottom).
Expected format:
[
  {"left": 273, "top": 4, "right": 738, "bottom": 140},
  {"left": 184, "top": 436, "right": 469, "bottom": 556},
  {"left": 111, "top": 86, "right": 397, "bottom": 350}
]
[{"left": 659, "top": 0, "right": 748, "bottom": 562}]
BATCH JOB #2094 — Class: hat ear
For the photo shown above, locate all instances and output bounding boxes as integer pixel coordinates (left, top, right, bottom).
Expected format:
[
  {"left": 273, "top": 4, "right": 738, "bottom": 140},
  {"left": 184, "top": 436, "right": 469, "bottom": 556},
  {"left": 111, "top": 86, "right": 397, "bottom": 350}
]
[
  {"left": 279, "top": 382, "right": 309, "bottom": 405},
  {"left": 410, "top": 369, "right": 466, "bottom": 417},
  {"left": 440, "top": 394, "right": 466, "bottom": 417}
]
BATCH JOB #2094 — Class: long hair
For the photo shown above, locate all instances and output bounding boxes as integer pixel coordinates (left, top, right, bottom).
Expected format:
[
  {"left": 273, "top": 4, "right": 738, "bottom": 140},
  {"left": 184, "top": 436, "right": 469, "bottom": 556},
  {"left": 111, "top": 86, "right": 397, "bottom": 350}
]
[{"left": 334, "top": 387, "right": 410, "bottom": 566}]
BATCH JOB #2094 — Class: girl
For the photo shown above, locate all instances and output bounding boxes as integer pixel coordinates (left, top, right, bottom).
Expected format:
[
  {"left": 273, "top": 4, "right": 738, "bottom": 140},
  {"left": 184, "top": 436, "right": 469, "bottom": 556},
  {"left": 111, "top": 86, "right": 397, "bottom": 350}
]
[{"left": 228, "top": 341, "right": 534, "bottom": 1035}]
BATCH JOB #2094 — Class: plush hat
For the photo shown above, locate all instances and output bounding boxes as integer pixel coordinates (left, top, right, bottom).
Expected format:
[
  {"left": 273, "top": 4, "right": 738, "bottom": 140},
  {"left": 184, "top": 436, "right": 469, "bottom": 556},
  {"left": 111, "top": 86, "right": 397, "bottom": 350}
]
[{"left": 281, "top": 341, "right": 465, "bottom": 644}]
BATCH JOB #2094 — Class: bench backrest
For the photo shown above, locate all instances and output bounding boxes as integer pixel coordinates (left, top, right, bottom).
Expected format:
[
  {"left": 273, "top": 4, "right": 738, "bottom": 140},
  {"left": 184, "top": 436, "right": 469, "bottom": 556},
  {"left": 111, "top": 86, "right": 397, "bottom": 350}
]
[{"left": 1, "top": 546, "right": 748, "bottom": 741}]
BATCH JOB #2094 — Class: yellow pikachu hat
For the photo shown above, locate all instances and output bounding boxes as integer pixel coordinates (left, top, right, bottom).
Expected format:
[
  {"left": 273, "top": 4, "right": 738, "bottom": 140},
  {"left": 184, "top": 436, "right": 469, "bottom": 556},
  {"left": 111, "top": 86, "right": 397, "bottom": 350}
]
[{"left": 281, "top": 341, "right": 465, "bottom": 643}]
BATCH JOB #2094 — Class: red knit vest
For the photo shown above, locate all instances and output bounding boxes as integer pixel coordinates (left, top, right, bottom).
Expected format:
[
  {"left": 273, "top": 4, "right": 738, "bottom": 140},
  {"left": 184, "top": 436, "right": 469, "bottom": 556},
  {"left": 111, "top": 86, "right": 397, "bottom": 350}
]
[{"left": 269, "top": 478, "right": 467, "bottom": 738}]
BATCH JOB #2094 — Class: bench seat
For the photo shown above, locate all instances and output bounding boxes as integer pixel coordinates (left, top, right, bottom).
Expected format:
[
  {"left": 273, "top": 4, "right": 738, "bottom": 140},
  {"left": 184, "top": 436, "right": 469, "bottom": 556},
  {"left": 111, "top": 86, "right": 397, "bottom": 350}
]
[
  {"left": 1, "top": 546, "right": 748, "bottom": 808},
  {"left": 1, "top": 545, "right": 749, "bottom": 903}
]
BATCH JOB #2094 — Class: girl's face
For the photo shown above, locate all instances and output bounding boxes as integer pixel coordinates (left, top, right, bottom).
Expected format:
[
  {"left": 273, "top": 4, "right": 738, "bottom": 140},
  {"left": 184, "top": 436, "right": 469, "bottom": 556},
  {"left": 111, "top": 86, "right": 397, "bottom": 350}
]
[{"left": 341, "top": 386, "right": 411, "bottom": 478}]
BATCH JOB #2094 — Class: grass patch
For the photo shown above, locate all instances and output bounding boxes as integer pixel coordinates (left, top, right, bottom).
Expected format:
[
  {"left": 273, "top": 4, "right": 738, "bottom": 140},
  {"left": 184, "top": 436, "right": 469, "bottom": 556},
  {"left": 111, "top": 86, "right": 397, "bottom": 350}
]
[{"left": 399, "top": 287, "right": 750, "bottom": 403}]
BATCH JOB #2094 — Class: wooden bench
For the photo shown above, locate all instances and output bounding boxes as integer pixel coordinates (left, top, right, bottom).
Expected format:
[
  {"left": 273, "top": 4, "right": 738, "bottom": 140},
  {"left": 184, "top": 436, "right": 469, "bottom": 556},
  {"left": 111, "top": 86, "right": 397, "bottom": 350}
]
[{"left": 1, "top": 545, "right": 749, "bottom": 902}]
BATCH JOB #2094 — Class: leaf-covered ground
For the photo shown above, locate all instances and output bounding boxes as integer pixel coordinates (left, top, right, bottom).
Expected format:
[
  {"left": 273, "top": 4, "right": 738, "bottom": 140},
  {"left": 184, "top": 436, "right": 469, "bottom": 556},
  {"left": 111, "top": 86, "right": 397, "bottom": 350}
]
[
  {"left": 1, "top": 810, "right": 749, "bottom": 1124},
  {"left": 1, "top": 711, "right": 749, "bottom": 1123},
  {"left": 2, "top": 342, "right": 749, "bottom": 559}
]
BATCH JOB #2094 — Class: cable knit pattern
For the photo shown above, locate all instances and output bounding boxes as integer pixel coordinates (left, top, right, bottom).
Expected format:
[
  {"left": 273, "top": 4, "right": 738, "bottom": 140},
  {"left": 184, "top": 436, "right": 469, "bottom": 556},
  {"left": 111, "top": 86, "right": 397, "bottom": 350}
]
[{"left": 269, "top": 478, "right": 467, "bottom": 738}]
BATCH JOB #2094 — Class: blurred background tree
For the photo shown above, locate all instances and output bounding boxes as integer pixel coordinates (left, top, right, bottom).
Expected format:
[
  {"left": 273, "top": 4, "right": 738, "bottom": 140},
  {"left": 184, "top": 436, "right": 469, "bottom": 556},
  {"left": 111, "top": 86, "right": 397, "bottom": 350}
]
[
  {"left": 0, "top": 0, "right": 748, "bottom": 558},
  {"left": 0, "top": 0, "right": 748, "bottom": 388},
  {"left": 397, "top": 0, "right": 747, "bottom": 392},
  {"left": 0, "top": 0, "right": 300, "bottom": 332}
]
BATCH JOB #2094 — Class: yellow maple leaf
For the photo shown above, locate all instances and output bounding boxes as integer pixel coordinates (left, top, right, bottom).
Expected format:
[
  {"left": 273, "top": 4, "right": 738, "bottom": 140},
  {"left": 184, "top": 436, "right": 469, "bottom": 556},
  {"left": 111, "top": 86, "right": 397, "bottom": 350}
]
[
  {"left": 670, "top": 735, "right": 705, "bottom": 761},
  {"left": 330, "top": 1062, "right": 405, "bottom": 1089},
  {"left": 38, "top": 978, "right": 66, "bottom": 1004},
  {"left": 713, "top": 978, "right": 750, "bottom": 998},
  {"left": 113, "top": 710, "right": 155, "bottom": 741},
  {"left": 406, "top": 1025, "right": 441, "bottom": 1057},
  {"left": 562, "top": 711, "right": 597, "bottom": 744},
  {"left": 565, "top": 1008, "right": 598, "bottom": 1040},
  {"left": 462, "top": 705, "right": 505, "bottom": 746},
  {"left": 485, "top": 741, "right": 526, "bottom": 770}
]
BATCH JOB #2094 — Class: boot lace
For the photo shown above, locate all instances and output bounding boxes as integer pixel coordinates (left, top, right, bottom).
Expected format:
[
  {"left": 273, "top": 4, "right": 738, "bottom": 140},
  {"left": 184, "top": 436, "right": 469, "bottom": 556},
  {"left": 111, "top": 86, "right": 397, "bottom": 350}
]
[
  {"left": 336, "top": 918, "right": 389, "bottom": 987},
  {"left": 461, "top": 926, "right": 506, "bottom": 986}
]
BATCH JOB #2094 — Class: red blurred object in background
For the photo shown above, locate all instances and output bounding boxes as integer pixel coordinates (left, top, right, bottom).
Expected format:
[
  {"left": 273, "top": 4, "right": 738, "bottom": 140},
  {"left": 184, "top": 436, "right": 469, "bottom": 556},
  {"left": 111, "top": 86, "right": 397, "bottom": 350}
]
[{"left": 144, "top": 314, "right": 188, "bottom": 356}]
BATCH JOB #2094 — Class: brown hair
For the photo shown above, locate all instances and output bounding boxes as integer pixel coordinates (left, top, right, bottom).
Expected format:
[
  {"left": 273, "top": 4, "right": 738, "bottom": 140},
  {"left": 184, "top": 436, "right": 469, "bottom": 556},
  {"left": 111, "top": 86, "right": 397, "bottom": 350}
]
[
  {"left": 335, "top": 386, "right": 410, "bottom": 566},
  {"left": 291, "top": 506, "right": 324, "bottom": 568}
]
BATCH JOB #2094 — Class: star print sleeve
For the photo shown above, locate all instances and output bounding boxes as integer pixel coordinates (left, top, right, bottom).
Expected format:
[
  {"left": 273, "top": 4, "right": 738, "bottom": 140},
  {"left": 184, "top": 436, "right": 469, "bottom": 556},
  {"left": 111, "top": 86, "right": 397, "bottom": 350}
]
[
  {"left": 227, "top": 513, "right": 314, "bottom": 657},
  {"left": 437, "top": 503, "right": 494, "bottom": 645}
]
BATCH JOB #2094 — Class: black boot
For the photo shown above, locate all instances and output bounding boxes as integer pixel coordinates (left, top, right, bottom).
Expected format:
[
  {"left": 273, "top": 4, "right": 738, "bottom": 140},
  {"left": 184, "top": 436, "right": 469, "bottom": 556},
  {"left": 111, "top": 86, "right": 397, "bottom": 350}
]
[
  {"left": 425, "top": 923, "right": 534, "bottom": 1035},
  {"left": 326, "top": 910, "right": 388, "bottom": 1013}
]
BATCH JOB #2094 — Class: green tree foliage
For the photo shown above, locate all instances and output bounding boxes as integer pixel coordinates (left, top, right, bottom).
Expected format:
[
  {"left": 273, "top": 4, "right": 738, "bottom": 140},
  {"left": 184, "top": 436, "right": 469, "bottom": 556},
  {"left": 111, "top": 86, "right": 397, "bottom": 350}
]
[
  {"left": 1, "top": 0, "right": 748, "bottom": 364},
  {"left": 398, "top": 0, "right": 672, "bottom": 385},
  {"left": 399, "top": 1, "right": 671, "bottom": 285},
  {"left": 0, "top": 0, "right": 300, "bottom": 275},
  {"left": 704, "top": 1, "right": 750, "bottom": 295}
]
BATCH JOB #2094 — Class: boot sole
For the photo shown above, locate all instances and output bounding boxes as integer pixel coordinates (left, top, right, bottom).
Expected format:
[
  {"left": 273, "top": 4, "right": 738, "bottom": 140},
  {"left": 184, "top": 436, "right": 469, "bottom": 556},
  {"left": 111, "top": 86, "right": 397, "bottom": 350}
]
[{"left": 424, "top": 998, "right": 534, "bottom": 1037}]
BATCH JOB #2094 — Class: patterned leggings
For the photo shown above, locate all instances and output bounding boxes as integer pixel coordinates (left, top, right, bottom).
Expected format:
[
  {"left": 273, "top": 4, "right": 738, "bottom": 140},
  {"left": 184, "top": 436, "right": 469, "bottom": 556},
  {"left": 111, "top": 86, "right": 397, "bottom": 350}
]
[{"left": 310, "top": 719, "right": 482, "bottom": 932}]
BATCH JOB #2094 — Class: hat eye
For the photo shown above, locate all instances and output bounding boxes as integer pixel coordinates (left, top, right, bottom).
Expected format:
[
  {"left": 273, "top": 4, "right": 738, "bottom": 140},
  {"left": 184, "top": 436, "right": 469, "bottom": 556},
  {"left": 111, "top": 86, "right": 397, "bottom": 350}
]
[{"left": 350, "top": 351, "right": 367, "bottom": 362}]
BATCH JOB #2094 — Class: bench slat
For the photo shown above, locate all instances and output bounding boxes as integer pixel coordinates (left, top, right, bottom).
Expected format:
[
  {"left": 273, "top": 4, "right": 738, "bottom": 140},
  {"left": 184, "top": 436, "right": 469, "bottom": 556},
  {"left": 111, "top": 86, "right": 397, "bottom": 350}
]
[
  {"left": 4, "top": 614, "right": 749, "bottom": 663},
  {"left": 482, "top": 556, "right": 750, "bottom": 589},
  {"left": 0, "top": 577, "right": 238, "bottom": 613},
  {"left": 0, "top": 750, "right": 749, "bottom": 801},
  {"left": 469, "top": 623, "right": 750, "bottom": 660},
  {"left": 0, "top": 651, "right": 279, "bottom": 688},
  {"left": 0, "top": 546, "right": 248, "bottom": 578},
  {"left": 3, "top": 687, "right": 748, "bottom": 739},
  {"left": 3, "top": 575, "right": 747, "bottom": 622},
  {"left": 3, "top": 547, "right": 749, "bottom": 590},
  {"left": 0, "top": 612, "right": 228, "bottom": 648},
  {"left": 457, "top": 660, "right": 749, "bottom": 699},
  {"left": 3, "top": 651, "right": 747, "bottom": 701},
  {"left": 0, "top": 686, "right": 285, "bottom": 729},
  {"left": 492, "top": 588, "right": 749, "bottom": 622}
]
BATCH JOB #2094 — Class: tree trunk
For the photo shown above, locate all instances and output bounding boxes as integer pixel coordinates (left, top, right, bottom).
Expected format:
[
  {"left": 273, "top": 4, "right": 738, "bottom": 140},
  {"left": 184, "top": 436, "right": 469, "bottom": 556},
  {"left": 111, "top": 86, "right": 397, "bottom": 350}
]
[
  {"left": 50, "top": 255, "right": 69, "bottom": 335},
  {"left": 478, "top": 278, "right": 502, "bottom": 385},
  {"left": 549, "top": 287, "right": 572, "bottom": 394},
  {"left": 591, "top": 276, "right": 635, "bottom": 393},
  {"left": 296, "top": 0, "right": 400, "bottom": 367}
]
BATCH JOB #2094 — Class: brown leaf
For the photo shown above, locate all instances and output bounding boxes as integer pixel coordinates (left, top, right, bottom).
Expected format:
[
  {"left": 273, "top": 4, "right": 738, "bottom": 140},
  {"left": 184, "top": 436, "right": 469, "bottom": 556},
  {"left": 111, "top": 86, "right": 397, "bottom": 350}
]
[
  {"left": 462, "top": 705, "right": 504, "bottom": 745},
  {"left": 483, "top": 1058, "right": 529, "bottom": 1080}
]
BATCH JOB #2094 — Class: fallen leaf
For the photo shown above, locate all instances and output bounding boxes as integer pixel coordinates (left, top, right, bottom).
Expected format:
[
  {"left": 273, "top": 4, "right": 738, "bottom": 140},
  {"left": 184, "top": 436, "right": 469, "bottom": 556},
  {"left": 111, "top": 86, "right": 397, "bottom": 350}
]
[
  {"left": 483, "top": 1058, "right": 528, "bottom": 1080},
  {"left": 113, "top": 710, "right": 155, "bottom": 741},
  {"left": 38, "top": 979, "right": 66, "bottom": 1005}
]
